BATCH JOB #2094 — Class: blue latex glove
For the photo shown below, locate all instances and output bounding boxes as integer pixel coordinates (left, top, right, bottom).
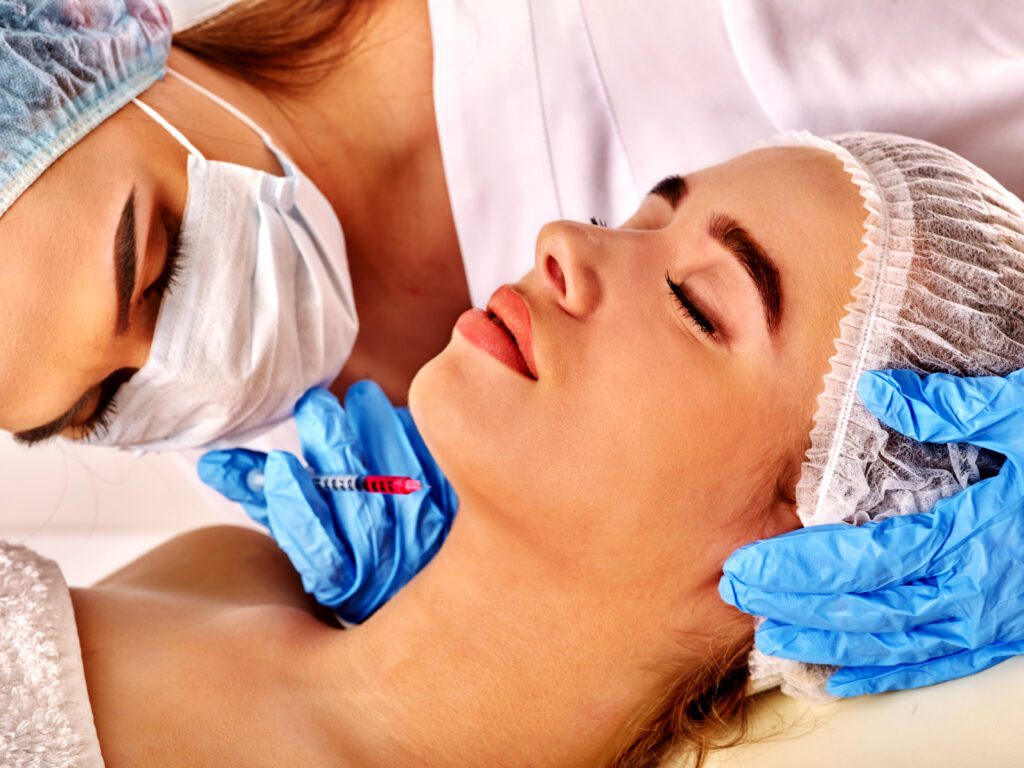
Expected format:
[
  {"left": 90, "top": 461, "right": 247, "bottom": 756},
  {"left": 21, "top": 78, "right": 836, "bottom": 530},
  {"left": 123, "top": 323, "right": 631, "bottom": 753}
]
[
  {"left": 197, "top": 381, "right": 458, "bottom": 624},
  {"left": 719, "top": 368, "right": 1024, "bottom": 697}
]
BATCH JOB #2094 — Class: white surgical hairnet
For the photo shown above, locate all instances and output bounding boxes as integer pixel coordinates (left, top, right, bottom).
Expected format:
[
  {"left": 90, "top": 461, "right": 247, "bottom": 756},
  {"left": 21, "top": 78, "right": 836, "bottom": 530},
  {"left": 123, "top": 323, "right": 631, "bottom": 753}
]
[{"left": 749, "top": 131, "right": 1024, "bottom": 700}]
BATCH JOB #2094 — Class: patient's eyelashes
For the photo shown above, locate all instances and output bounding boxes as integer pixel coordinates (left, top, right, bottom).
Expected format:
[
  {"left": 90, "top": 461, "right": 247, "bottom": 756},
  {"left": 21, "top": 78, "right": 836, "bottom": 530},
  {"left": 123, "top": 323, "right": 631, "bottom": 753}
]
[
  {"left": 589, "top": 216, "right": 608, "bottom": 227},
  {"left": 665, "top": 272, "right": 716, "bottom": 337}
]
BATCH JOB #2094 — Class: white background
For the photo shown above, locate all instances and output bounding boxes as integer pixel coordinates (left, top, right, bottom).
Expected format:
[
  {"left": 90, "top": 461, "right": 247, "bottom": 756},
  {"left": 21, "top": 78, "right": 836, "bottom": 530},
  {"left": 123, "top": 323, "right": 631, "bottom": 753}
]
[{"left": 0, "top": 434, "right": 254, "bottom": 585}]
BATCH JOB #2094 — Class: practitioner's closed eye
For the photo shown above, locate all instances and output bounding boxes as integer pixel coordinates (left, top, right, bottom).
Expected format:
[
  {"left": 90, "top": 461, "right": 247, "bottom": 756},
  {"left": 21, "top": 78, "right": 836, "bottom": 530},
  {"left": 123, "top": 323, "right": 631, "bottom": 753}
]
[{"left": 144, "top": 209, "right": 186, "bottom": 303}]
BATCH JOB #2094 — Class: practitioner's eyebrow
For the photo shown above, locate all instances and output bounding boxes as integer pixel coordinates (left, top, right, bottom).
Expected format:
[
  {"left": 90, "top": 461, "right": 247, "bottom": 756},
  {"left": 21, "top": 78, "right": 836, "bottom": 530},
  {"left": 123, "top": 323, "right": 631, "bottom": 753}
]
[
  {"left": 648, "top": 174, "right": 688, "bottom": 209},
  {"left": 114, "top": 188, "right": 137, "bottom": 336},
  {"left": 649, "top": 174, "right": 782, "bottom": 335}
]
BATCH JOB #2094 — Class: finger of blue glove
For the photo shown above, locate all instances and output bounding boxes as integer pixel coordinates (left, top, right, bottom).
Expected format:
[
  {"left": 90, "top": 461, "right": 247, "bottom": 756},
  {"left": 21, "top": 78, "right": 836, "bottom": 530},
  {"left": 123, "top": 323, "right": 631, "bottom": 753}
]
[
  {"left": 197, "top": 449, "right": 270, "bottom": 525},
  {"left": 826, "top": 639, "right": 1024, "bottom": 697},
  {"left": 325, "top": 487, "right": 402, "bottom": 625},
  {"left": 755, "top": 617, "right": 969, "bottom": 667},
  {"left": 293, "top": 387, "right": 368, "bottom": 477},
  {"left": 343, "top": 381, "right": 423, "bottom": 477},
  {"left": 858, "top": 369, "right": 1024, "bottom": 458},
  {"left": 720, "top": 574, "right": 952, "bottom": 634},
  {"left": 395, "top": 407, "right": 459, "bottom": 516},
  {"left": 721, "top": 514, "right": 943, "bottom": 594},
  {"left": 722, "top": 463, "right": 1017, "bottom": 595},
  {"left": 262, "top": 450, "right": 357, "bottom": 609},
  {"left": 344, "top": 508, "right": 404, "bottom": 623},
  {"left": 318, "top": 458, "right": 397, "bottom": 614}
]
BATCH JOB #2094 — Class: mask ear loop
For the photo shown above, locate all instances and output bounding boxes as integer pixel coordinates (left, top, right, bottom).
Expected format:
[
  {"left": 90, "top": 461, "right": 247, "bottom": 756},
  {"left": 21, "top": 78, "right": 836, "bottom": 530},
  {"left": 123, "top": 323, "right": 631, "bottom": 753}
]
[
  {"left": 162, "top": 68, "right": 292, "bottom": 171},
  {"left": 132, "top": 98, "right": 206, "bottom": 160}
]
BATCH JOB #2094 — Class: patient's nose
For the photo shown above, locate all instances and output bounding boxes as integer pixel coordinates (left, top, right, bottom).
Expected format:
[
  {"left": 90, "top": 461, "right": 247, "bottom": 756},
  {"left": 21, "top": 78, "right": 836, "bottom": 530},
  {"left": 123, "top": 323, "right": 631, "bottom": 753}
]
[{"left": 535, "top": 221, "right": 603, "bottom": 318}]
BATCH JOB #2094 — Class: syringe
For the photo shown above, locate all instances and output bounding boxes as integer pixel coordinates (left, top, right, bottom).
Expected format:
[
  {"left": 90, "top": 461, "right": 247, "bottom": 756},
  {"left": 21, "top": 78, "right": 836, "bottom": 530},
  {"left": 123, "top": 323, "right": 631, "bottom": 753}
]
[{"left": 247, "top": 469, "right": 425, "bottom": 495}]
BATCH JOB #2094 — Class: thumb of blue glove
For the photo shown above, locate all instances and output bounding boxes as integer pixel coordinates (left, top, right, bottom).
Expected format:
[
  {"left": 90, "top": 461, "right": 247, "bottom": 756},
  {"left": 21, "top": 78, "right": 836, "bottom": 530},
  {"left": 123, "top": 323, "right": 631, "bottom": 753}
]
[{"left": 197, "top": 448, "right": 270, "bottom": 526}]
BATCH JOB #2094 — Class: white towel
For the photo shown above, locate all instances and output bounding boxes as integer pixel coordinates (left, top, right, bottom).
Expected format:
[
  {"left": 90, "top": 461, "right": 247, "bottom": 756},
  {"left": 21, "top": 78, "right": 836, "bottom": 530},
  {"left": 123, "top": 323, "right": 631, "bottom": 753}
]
[{"left": 0, "top": 543, "right": 104, "bottom": 767}]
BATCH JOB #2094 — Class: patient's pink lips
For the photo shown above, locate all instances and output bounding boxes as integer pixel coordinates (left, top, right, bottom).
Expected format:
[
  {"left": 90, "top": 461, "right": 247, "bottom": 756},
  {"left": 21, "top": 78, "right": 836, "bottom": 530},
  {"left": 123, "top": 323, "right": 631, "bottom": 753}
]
[
  {"left": 488, "top": 286, "right": 538, "bottom": 378},
  {"left": 455, "top": 285, "right": 538, "bottom": 380}
]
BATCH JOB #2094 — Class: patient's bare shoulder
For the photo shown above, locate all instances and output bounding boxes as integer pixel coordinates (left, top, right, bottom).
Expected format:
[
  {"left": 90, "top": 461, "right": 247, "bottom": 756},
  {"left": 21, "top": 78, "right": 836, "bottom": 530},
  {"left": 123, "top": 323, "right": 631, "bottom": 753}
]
[
  {"left": 72, "top": 526, "right": 351, "bottom": 768},
  {"left": 95, "top": 525, "right": 321, "bottom": 610}
]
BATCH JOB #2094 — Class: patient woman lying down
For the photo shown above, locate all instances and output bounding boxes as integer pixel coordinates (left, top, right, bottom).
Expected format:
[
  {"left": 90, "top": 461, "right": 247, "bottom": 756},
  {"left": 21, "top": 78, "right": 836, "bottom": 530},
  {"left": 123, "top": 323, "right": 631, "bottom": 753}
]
[{"left": 21, "top": 131, "right": 1023, "bottom": 768}]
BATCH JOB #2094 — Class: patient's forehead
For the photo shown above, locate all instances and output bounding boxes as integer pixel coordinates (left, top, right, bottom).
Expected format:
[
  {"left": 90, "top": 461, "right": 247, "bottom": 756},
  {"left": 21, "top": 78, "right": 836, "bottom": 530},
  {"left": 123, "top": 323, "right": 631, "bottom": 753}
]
[
  {"left": 689, "top": 144, "right": 867, "bottom": 303},
  {"left": 698, "top": 146, "right": 862, "bottom": 210}
]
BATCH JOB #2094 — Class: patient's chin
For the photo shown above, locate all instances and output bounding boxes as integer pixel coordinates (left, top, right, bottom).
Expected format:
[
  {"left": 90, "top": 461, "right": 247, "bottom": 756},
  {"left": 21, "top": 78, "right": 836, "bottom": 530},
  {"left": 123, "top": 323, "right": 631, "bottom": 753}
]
[
  {"left": 408, "top": 346, "right": 473, "bottom": 486},
  {"left": 408, "top": 341, "right": 525, "bottom": 507},
  {"left": 407, "top": 356, "right": 438, "bottom": 435}
]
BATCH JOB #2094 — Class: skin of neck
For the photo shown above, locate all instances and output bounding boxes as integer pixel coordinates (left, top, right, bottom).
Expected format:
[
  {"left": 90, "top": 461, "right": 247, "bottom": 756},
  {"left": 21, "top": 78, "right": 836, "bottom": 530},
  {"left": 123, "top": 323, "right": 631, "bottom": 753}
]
[
  {"left": 302, "top": 489, "right": 747, "bottom": 768},
  {"left": 169, "top": 0, "right": 438, "bottom": 189}
]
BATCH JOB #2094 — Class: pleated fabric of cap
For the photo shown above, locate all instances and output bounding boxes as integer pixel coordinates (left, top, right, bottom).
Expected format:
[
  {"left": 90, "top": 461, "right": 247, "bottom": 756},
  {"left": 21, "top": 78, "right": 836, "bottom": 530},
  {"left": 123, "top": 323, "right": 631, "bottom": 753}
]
[
  {"left": 0, "top": 0, "right": 172, "bottom": 218},
  {"left": 749, "top": 130, "right": 1024, "bottom": 700}
]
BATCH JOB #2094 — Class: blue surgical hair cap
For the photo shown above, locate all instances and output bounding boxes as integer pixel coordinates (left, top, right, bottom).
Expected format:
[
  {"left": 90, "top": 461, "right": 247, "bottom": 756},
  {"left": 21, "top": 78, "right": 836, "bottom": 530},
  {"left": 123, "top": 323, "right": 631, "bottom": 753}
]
[{"left": 0, "top": 0, "right": 172, "bottom": 217}]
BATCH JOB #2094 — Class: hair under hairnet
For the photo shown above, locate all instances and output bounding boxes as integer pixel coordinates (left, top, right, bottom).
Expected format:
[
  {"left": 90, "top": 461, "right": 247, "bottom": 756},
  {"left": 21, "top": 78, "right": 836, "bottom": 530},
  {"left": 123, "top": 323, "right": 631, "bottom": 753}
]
[
  {"left": 749, "top": 130, "right": 1024, "bottom": 700},
  {"left": 0, "top": 0, "right": 172, "bottom": 218}
]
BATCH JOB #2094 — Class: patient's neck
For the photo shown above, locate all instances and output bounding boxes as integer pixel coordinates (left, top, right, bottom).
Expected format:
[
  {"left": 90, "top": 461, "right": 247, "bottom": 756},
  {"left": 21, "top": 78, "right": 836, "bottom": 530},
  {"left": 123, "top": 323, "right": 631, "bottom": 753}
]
[{"left": 314, "top": 498, "right": 706, "bottom": 768}]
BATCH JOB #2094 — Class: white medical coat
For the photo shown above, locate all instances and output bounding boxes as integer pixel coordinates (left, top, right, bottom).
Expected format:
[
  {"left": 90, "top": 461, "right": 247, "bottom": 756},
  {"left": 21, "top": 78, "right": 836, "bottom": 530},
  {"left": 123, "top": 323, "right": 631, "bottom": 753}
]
[{"left": 425, "top": 0, "right": 1024, "bottom": 305}]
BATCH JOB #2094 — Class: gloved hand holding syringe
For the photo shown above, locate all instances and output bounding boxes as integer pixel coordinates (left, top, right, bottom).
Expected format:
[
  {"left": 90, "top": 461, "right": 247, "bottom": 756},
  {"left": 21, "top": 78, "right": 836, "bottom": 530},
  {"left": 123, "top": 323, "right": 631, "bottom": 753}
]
[{"left": 198, "top": 381, "right": 457, "bottom": 625}]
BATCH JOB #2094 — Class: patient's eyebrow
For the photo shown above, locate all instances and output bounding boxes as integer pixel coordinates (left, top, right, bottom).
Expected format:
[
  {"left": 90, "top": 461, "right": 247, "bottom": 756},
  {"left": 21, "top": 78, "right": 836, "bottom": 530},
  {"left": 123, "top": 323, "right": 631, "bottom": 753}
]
[
  {"left": 114, "top": 188, "right": 137, "bottom": 336},
  {"left": 707, "top": 213, "right": 783, "bottom": 335},
  {"left": 649, "top": 174, "right": 782, "bottom": 334},
  {"left": 649, "top": 174, "right": 688, "bottom": 208}
]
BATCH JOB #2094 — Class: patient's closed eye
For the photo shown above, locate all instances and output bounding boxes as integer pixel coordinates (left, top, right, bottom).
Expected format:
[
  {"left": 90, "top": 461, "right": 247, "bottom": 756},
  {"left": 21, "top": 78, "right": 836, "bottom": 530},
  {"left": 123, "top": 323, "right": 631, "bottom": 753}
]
[{"left": 665, "top": 273, "right": 716, "bottom": 337}]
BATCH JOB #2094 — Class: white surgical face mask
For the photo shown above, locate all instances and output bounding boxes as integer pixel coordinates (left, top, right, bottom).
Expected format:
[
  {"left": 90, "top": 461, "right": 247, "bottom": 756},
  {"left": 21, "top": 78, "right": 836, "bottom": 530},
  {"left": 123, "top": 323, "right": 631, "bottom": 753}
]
[{"left": 88, "top": 70, "right": 358, "bottom": 452}]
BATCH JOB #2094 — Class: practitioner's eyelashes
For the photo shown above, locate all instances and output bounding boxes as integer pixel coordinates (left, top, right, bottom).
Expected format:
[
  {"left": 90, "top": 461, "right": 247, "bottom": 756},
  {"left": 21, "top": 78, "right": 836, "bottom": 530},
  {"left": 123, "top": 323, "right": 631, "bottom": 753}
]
[
  {"left": 71, "top": 211, "right": 186, "bottom": 440},
  {"left": 67, "top": 368, "right": 136, "bottom": 441},
  {"left": 665, "top": 272, "right": 716, "bottom": 337},
  {"left": 144, "top": 210, "right": 186, "bottom": 302}
]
